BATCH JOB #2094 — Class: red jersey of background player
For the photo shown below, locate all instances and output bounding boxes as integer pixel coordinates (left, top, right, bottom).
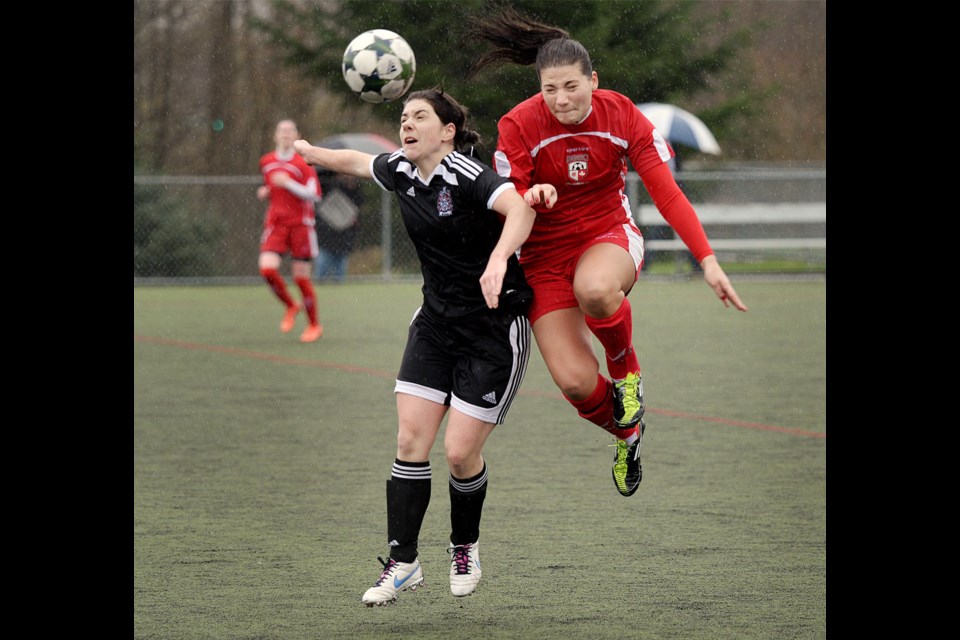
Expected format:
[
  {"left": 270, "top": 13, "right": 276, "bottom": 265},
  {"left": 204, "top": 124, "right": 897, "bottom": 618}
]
[
  {"left": 493, "top": 88, "right": 711, "bottom": 271},
  {"left": 259, "top": 149, "right": 321, "bottom": 227}
]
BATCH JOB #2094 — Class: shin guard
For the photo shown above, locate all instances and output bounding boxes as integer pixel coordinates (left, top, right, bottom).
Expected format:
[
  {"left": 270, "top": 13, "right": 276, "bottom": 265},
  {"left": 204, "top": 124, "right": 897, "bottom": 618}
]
[
  {"left": 449, "top": 470, "right": 488, "bottom": 546},
  {"left": 386, "top": 478, "right": 431, "bottom": 563}
]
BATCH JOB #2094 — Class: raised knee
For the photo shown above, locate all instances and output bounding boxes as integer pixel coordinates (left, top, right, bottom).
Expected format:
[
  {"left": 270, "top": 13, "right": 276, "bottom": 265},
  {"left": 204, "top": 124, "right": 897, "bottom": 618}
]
[
  {"left": 575, "top": 285, "right": 621, "bottom": 317},
  {"left": 574, "top": 282, "right": 604, "bottom": 307}
]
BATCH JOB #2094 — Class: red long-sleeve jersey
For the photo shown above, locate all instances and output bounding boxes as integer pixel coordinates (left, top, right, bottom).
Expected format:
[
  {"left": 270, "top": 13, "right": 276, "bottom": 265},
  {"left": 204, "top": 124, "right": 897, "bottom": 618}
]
[
  {"left": 259, "top": 150, "right": 321, "bottom": 227},
  {"left": 493, "top": 89, "right": 713, "bottom": 269}
]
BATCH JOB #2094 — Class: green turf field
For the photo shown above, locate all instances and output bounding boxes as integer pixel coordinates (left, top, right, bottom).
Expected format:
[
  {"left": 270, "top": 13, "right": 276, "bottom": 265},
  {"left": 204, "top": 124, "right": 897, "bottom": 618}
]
[{"left": 134, "top": 279, "right": 826, "bottom": 639}]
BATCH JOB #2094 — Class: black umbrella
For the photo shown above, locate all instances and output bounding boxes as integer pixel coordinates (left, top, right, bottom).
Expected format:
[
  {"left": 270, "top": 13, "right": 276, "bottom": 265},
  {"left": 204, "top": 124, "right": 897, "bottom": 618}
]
[{"left": 314, "top": 132, "right": 399, "bottom": 156}]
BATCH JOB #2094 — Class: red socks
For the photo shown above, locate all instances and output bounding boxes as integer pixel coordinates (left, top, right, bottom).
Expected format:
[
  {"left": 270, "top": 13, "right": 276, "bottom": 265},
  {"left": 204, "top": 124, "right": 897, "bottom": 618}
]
[
  {"left": 585, "top": 298, "right": 640, "bottom": 381},
  {"left": 565, "top": 374, "right": 639, "bottom": 439},
  {"left": 261, "top": 269, "right": 319, "bottom": 327},
  {"left": 260, "top": 267, "right": 297, "bottom": 308},
  {"left": 294, "top": 276, "right": 319, "bottom": 326},
  {"left": 566, "top": 374, "right": 621, "bottom": 436}
]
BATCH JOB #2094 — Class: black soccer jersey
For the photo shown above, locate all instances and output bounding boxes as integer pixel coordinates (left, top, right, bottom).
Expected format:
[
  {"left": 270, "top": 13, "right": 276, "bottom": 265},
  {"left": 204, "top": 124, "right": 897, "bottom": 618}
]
[{"left": 371, "top": 149, "right": 532, "bottom": 319}]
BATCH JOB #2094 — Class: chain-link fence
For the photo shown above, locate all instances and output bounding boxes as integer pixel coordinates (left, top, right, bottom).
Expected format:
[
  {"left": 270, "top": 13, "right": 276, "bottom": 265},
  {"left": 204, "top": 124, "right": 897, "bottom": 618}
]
[{"left": 133, "top": 166, "right": 825, "bottom": 283}]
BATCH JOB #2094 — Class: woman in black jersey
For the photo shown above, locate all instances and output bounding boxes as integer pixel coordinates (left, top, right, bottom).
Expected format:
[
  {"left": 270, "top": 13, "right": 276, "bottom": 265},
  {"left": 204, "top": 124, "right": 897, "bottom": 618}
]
[{"left": 293, "top": 88, "right": 538, "bottom": 607}]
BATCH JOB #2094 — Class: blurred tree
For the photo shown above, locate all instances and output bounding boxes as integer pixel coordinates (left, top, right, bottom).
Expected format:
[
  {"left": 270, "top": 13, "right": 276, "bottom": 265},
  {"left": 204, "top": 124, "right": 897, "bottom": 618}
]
[
  {"left": 133, "top": 180, "right": 225, "bottom": 277},
  {"left": 252, "top": 0, "right": 765, "bottom": 159},
  {"left": 696, "top": 0, "right": 826, "bottom": 162},
  {"left": 134, "top": 0, "right": 825, "bottom": 173}
]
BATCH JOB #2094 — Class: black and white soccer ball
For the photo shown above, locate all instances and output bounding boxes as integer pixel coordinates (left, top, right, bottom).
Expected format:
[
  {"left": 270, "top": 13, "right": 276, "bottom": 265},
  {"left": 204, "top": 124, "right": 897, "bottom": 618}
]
[{"left": 342, "top": 29, "right": 416, "bottom": 104}]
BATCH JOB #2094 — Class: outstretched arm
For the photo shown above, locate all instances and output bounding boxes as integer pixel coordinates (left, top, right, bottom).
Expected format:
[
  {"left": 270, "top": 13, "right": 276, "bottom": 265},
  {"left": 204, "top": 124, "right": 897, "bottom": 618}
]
[
  {"left": 292, "top": 140, "right": 374, "bottom": 178},
  {"left": 640, "top": 162, "right": 747, "bottom": 312},
  {"left": 275, "top": 174, "right": 322, "bottom": 202}
]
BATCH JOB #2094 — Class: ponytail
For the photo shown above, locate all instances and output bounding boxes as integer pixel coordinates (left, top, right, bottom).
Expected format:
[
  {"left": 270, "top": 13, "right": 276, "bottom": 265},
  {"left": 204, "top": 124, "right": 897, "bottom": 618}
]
[{"left": 466, "top": 6, "right": 592, "bottom": 79}]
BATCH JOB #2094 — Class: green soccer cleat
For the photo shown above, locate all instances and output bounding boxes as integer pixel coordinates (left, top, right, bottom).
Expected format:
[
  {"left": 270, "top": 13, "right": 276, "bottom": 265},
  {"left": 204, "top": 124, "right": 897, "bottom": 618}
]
[
  {"left": 612, "top": 372, "right": 644, "bottom": 428},
  {"left": 611, "top": 421, "right": 645, "bottom": 497}
]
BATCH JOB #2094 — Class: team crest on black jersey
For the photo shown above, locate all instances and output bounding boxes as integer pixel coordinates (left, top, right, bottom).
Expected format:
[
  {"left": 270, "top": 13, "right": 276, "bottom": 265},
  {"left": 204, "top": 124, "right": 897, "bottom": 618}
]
[
  {"left": 567, "top": 153, "right": 588, "bottom": 182},
  {"left": 437, "top": 186, "right": 453, "bottom": 216}
]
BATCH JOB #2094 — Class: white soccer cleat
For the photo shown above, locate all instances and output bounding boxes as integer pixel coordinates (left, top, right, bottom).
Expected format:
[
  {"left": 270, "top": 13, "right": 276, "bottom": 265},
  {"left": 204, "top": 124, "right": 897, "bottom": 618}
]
[
  {"left": 448, "top": 541, "right": 481, "bottom": 597},
  {"left": 361, "top": 556, "right": 424, "bottom": 607}
]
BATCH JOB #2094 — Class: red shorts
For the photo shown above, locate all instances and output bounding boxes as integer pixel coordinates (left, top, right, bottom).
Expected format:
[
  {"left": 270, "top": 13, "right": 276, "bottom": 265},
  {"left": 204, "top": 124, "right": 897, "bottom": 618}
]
[
  {"left": 524, "top": 221, "right": 645, "bottom": 325},
  {"left": 260, "top": 223, "right": 319, "bottom": 261}
]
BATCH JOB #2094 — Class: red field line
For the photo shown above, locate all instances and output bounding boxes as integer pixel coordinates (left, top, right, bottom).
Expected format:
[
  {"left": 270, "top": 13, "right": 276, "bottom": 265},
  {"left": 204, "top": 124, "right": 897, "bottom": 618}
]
[{"left": 135, "top": 334, "right": 826, "bottom": 439}]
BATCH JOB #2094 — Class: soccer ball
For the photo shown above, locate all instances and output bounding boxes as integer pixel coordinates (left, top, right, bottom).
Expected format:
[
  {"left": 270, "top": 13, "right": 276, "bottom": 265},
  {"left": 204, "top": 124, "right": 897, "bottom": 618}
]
[{"left": 342, "top": 29, "right": 416, "bottom": 104}]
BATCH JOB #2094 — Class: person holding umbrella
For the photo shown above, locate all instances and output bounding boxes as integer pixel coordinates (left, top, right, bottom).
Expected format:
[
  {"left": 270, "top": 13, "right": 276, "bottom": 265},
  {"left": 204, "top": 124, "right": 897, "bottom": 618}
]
[
  {"left": 308, "top": 133, "right": 397, "bottom": 283},
  {"left": 313, "top": 170, "right": 363, "bottom": 283},
  {"left": 466, "top": 7, "right": 747, "bottom": 498}
]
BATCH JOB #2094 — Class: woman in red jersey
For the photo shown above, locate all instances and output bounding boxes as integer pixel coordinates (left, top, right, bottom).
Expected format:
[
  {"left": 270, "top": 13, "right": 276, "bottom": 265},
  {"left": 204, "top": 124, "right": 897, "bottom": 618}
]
[
  {"left": 467, "top": 8, "right": 748, "bottom": 497},
  {"left": 257, "top": 119, "right": 324, "bottom": 343}
]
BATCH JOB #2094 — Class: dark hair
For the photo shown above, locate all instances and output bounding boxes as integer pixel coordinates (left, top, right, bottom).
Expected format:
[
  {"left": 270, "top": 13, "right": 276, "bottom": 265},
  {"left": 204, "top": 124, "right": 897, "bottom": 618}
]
[
  {"left": 465, "top": 6, "right": 593, "bottom": 79},
  {"left": 404, "top": 87, "right": 482, "bottom": 154}
]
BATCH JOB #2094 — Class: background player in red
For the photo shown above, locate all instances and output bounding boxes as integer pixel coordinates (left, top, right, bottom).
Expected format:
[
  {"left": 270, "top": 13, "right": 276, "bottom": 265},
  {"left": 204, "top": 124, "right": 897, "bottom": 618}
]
[
  {"left": 467, "top": 8, "right": 747, "bottom": 497},
  {"left": 257, "top": 119, "right": 324, "bottom": 343}
]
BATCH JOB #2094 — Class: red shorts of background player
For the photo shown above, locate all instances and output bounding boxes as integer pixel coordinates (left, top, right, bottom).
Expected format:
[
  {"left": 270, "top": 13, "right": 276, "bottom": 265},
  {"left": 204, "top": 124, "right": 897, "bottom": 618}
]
[{"left": 260, "top": 223, "right": 319, "bottom": 261}]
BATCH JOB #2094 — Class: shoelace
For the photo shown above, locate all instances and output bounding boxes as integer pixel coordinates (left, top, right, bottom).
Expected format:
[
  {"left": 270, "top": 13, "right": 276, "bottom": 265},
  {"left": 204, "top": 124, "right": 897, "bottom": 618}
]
[
  {"left": 450, "top": 545, "right": 472, "bottom": 575},
  {"left": 615, "top": 377, "right": 641, "bottom": 414},
  {"left": 374, "top": 556, "right": 397, "bottom": 586},
  {"left": 611, "top": 440, "right": 628, "bottom": 464}
]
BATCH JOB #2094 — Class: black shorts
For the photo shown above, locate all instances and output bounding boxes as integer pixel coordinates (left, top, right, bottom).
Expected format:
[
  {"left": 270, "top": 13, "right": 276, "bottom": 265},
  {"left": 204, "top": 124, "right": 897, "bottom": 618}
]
[{"left": 395, "top": 307, "right": 532, "bottom": 425}]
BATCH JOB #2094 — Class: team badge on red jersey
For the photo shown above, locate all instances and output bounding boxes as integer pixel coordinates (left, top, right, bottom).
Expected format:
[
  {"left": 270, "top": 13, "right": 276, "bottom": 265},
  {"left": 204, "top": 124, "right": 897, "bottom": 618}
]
[
  {"left": 567, "top": 153, "right": 588, "bottom": 182},
  {"left": 437, "top": 186, "right": 453, "bottom": 216}
]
